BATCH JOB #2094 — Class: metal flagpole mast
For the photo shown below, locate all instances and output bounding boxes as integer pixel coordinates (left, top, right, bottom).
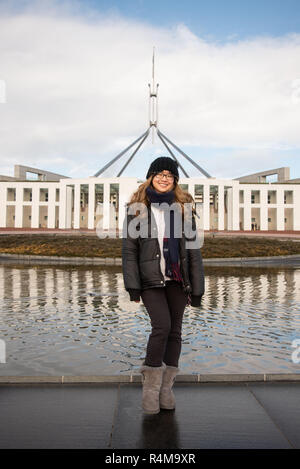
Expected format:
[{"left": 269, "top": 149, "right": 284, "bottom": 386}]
[
  {"left": 93, "top": 48, "right": 211, "bottom": 179},
  {"left": 148, "top": 47, "right": 159, "bottom": 143}
]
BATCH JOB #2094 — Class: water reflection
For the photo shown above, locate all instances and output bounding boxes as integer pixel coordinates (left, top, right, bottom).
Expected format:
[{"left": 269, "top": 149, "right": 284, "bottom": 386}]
[
  {"left": 139, "top": 412, "right": 180, "bottom": 449},
  {"left": 0, "top": 263, "right": 299, "bottom": 376}
]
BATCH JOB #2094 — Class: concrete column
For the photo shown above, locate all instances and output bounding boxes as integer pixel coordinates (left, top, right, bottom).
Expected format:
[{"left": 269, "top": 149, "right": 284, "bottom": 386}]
[
  {"left": 188, "top": 182, "right": 196, "bottom": 229},
  {"left": 260, "top": 187, "right": 268, "bottom": 231},
  {"left": 66, "top": 186, "right": 74, "bottom": 228},
  {"left": 88, "top": 182, "right": 95, "bottom": 230},
  {"left": 203, "top": 184, "right": 210, "bottom": 230},
  {"left": 118, "top": 195, "right": 127, "bottom": 233},
  {"left": 73, "top": 183, "right": 81, "bottom": 229},
  {"left": 276, "top": 188, "right": 285, "bottom": 231},
  {"left": 0, "top": 186, "right": 6, "bottom": 227},
  {"left": 218, "top": 185, "right": 224, "bottom": 230},
  {"left": 103, "top": 182, "right": 110, "bottom": 230},
  {"left": 227, "top": 188, "right": 233, "bottom": 230},
  {"left": 243, "top": 188, "right": 252, "bottom": 231},
  {"left": 232, "top": 185, "right": 239, "bottom": 230},
  {"left": 47, "top": 185, "right": 56, "bottom": 229},
  {"left": 31, "top": 186, "right": 39, "bottom": 228},
  {"left": 293, "top": 187, "right": 300, "bottom": 230},
  {"left": 15, "top": 185, "right": 23, "bottom": 228},
  {"left": 59, "top": 184, "right": 67, "bottom": 229},
  {"left": 66, "top": 185, "right": 73, "bottom": 229},
  {"left": 188, "top": 183, "right": 195, "bottom": 199}
]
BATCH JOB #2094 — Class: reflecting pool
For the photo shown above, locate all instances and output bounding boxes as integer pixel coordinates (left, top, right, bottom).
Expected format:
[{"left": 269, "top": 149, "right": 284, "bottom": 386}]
[{"left": 0, "top": 263, "right": 300, "bottom": 375}]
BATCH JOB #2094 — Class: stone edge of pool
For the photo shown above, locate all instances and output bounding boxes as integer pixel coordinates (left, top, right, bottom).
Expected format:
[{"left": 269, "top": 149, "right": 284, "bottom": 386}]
[
  {"left": 0, "top": 373, "right": 300, "bottom": 384},
  {"left": 0, "top": 253, "right": 300, "bottom": 266}
]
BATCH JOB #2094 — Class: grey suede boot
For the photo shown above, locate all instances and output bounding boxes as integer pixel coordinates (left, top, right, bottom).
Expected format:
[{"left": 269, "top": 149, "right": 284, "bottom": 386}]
[
  {"left": 139, "top": 363, "right": 165, "bottom": 414},
  {"left": 159, "top": 365, "right": 179, "bottom": 410}
]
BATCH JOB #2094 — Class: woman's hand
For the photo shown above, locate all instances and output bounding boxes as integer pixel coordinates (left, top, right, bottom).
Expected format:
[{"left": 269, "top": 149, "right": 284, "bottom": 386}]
[{"left": 128, "top": 289, "right": 141, "bottom": 302}]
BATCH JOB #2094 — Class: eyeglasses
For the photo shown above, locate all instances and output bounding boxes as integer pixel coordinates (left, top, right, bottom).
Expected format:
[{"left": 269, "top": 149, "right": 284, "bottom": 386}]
[{"left": 153, "top": 172, "right": 175, "bottom": 181}]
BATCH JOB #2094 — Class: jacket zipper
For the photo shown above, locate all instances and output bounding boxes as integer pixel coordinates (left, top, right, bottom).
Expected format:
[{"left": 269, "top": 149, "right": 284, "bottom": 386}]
[{"left": 155, "top": 238, "right": 166, "bottom": 286}]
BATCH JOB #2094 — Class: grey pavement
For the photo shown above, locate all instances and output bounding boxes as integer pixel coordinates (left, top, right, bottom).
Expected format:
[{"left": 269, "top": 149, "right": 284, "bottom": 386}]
[{"left": 0, "top": 381, "right": 299, "bottom": 449}]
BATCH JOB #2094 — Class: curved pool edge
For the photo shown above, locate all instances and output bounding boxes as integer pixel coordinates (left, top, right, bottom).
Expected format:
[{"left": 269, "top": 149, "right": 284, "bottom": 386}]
[
  {"left": 0, "top": 373, "right": 300, "bottom": 384},
  {"left": 0, "top": 253, "right": 300, "bottom": 266}
]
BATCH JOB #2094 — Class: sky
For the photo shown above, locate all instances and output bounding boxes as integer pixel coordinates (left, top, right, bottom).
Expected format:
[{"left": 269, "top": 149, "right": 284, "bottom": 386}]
[{"left": 0, "top": 0, "right": 300, "bottom": 180}]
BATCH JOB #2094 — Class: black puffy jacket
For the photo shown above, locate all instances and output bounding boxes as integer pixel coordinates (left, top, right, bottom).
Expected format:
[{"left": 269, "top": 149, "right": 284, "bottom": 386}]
[{"left": 122, "top": 203, "right": 205, "bottom": 306}]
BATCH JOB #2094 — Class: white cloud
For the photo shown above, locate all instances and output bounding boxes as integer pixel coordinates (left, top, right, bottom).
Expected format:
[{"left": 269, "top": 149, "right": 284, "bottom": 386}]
[
  {"left": 0, "top": 0, "right": 300, "bottom": 179},
  {"left": 0, "top": 79, "right": 6, "bottom": 103}
]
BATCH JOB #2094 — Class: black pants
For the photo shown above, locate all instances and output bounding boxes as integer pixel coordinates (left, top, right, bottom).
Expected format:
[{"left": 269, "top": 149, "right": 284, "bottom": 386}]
[{"left": 141, "top": 280, "right": 188, "bottom": 367}]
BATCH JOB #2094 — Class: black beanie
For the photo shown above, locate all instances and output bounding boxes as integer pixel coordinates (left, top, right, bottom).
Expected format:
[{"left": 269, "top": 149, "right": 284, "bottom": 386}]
[{"left": 146, "top": 157, "right": 179, "bottom": 180}]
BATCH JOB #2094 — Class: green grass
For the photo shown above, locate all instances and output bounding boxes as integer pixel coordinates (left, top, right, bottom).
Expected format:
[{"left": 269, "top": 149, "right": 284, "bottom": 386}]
[{"left": 0, "top": 235, "right": 299, "bottom": 258}]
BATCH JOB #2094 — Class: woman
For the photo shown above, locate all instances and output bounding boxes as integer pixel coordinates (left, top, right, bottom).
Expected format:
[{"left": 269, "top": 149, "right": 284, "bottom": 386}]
[{"left": 122, "top": 156, "right": 205, "bottom": 414}]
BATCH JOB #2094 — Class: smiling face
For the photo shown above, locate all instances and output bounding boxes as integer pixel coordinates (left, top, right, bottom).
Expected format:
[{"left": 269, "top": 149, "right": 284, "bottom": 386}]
[{"left": 151, "top": 170, "right": 175, "bottom": 193}]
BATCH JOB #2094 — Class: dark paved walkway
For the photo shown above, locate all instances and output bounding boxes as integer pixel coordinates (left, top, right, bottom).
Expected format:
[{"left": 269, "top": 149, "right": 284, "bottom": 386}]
[{"left": 0, "top": 382, "right": 299, "bottom": 449}]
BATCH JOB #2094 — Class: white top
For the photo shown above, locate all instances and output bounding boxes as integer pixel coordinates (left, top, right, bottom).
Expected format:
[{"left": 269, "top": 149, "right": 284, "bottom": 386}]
[{"left": 151, "top": 205, "right": 172, "bottom": 281}]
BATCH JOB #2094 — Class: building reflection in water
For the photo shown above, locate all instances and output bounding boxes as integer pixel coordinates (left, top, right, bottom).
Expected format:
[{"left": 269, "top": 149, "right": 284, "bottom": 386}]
[{"left": 0, "top": 264, "right": 299, "bottom": 376}]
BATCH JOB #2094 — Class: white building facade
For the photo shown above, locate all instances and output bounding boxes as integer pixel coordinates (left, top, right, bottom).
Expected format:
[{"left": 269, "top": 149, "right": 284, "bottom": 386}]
[{"left": 0, "top": 166, "right": 299, "bottom": 232}]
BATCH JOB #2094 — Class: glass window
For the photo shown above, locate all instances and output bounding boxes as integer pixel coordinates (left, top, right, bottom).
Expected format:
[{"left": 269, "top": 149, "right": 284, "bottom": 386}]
[{"left": 7, "top": 188, "right": 16, "bottom": 201}]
